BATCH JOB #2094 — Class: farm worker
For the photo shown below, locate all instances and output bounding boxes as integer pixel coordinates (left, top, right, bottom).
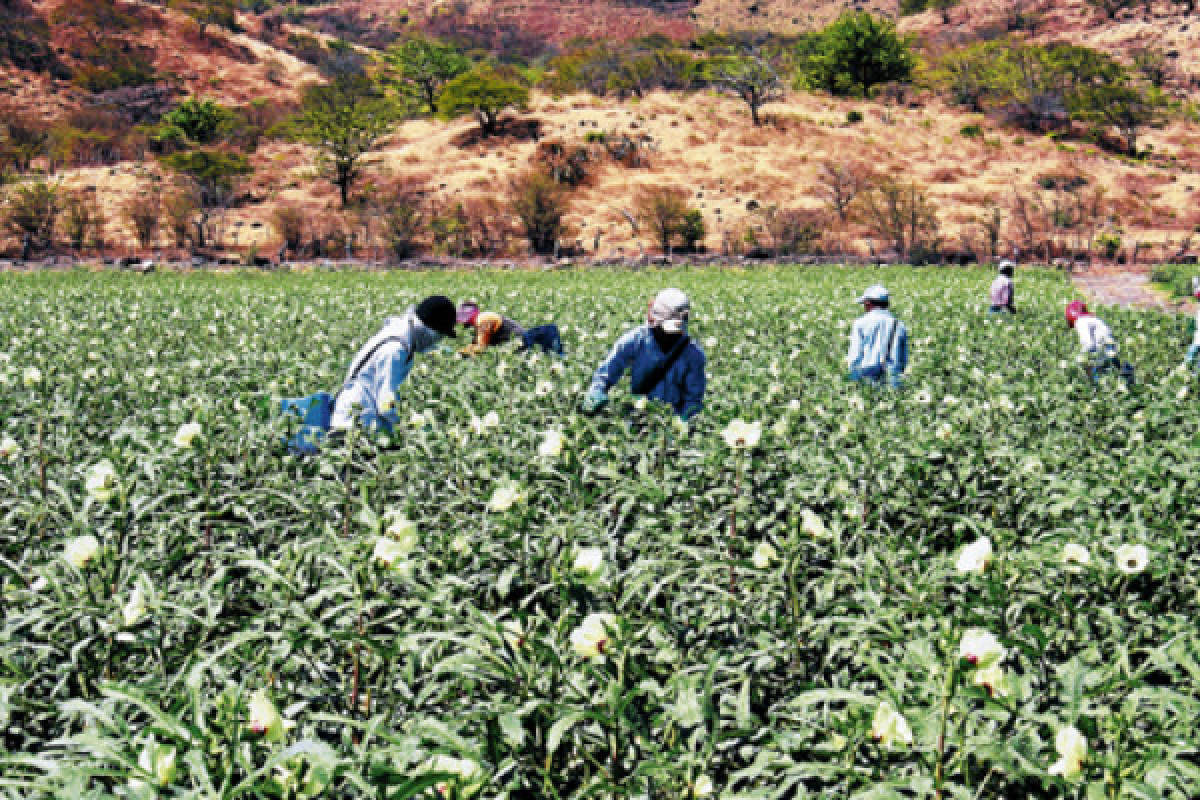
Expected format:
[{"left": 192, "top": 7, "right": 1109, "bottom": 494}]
[
  {"left": 581, "top": 288, "right": 706, "bottom": 419},
  {"left": 989, "top": 261, "right": 1016, "bottom": 314},
  {"left": 1065, "top": 300, "right": 1133, "bottom": 386},
  {"left": 1185, "top": 284, "right": 1200, "bottom": 369},
  {"left": 847, "top": 284, "right": 908, "bottom": 389},
  {"left": 456, "top": 301, "right": 564, "bottom": 356},
  {"left": 330, "top": 295, "right": 457, "bottom": 432}
]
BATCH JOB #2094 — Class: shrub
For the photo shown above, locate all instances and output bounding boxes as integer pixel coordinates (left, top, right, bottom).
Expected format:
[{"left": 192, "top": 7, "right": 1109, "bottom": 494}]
[
  {"left": 377, "top": 186, "right": 427, "bottom": 260},
  {"left": 634, "top": 185, "right": 691, "bottom": 255},
  {"left": 4, "top": 180, "right": 60, "bottom": 252},
  {"left": 794, "top": 13, "right": 916, "bottom": 98},
  {"left": 846, "top": 110, "right": 864, "bottom": 125},
  {"left": 62, "top": 190, "right": 105, "bottom": 251},
  {"left": 859, "top": 178, "right": 940, "bottom": 262},
  {"left": 679, "top": 209, "right": 706, "bottom": 252},
  {"left": 271, "top": 205, "right": 306, "bottom": 257},
  {"left": 123, "top": 190, "right": 162, "bottom": 250},
  {"left": 507, "top": 170, "right": 570, "bottom": 256},
  {"left": 960, "top": 123, "right": 983, "bottom": 138}
]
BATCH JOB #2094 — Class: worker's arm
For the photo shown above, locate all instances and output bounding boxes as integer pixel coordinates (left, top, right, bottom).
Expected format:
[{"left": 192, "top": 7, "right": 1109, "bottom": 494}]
[
  {"left": 890, "top": 323, "right": 909, "bottom": 377},
  {"left": 590, "top": 330, "right": 639, "bottom": 394},
  {"left": 679, "top": 351, "right": 706, "bottom": 420},
  {"left": 846, "top": 319, "right": 864, "bottom": 368},
  {"left": 460, "top": 314, "right": 502, "bottom": 356}
]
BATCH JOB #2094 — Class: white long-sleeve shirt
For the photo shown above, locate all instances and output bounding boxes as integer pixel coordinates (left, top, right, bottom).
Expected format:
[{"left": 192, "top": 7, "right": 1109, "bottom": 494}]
[
  {"left": 1192, "top": 309, "right": 1200, "bottom": 348},
  {"left": 847, "top": 309, "right": 908, "bottom": 376},
  {"left": 1075, "top": 315, "right": 1115, "bottom": 354},
  {"left": 331, "top": 308, "right": 439, "bottom": 430}
]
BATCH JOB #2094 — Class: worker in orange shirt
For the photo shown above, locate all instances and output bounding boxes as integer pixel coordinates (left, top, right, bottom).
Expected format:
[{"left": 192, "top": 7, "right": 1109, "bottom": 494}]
[{"left": 457, "top": 301, "right": 564, "bottom": 356}]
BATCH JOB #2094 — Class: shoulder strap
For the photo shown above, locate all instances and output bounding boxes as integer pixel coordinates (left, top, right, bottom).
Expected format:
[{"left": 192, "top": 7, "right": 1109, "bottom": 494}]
[
  {"left": 347, "top": 336, "right": 410, "bottom": 384},
  {"left": 633, "top": 335, "right": 691, "bottom": 396}
]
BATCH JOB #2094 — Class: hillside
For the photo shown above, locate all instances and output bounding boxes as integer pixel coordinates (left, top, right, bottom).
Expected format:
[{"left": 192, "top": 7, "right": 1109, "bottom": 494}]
[{"left": 1, "top": 0, "right": 1199, "bottom": 263}]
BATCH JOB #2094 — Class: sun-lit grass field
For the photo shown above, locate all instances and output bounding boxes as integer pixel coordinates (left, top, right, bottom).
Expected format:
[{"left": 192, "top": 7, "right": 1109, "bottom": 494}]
[{"left": 2, "top": 264, "right": 1199, "bottom": 799}]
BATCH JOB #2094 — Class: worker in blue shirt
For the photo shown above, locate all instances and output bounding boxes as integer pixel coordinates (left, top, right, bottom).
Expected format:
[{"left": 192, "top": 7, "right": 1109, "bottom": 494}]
[
  {"left": 847, "top": 284, "right": 908, "bottom": 389},
  {"left": 581, "top": 288, "right": 707, "bottom": 419}
]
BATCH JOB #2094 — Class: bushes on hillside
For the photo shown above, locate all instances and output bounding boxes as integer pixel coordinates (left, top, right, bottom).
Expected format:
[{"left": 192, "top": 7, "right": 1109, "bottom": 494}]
[
  {"left": 507, "top": 170, "right": 570, "bottom": 256},
  {"left": 794, "top": 13, "right": 916, "bottom": 98},
  {"left": 924, "top": 39, "right": 1170, "bottom": 154}
]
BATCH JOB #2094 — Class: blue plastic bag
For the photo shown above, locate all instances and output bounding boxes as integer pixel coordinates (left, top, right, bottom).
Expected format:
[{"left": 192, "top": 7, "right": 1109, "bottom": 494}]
[{"left": 281, "top": 392, "right": 334, "bottom": 455}]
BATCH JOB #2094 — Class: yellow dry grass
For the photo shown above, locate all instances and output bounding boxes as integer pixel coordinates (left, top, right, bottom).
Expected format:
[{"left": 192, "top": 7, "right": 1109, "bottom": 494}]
[{"left": 54, "top": 86, "right": 1197, "bottom": 258}]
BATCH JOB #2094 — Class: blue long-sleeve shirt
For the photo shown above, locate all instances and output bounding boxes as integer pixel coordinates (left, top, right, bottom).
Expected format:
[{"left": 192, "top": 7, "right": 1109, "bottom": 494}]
[
  {"left": 847, "top": 309, "right": 908, "bottom": 378},
  {"left": 589, "top": 325, "right": 706, "bottom": 418}
]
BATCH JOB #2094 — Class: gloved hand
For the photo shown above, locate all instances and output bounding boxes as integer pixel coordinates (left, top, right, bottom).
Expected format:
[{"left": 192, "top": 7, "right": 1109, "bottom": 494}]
[{"left": 581, "top": 388, "right": 608, "bottom": 414}]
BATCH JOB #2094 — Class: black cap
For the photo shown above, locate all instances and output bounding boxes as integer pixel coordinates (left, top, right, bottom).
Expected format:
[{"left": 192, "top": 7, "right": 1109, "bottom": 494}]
[{"left": 416, "top": 295, "right": 457, "bottom": 338}]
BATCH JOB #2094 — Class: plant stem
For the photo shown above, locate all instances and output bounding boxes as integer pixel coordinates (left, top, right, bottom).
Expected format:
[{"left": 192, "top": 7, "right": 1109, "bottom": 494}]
[{"left": 934, "top": 655, "right": 958, "bottom": 800}]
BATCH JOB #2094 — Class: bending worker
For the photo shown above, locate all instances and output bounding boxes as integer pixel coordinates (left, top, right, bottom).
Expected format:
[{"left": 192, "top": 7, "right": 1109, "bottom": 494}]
[
  {"left": 457, "top": 301, "right": 564, "bottom": 356},
  {"left": 1065, "top": 300, "right": 1133, "bottom": 386},
  {"left": 989, "top": 261, "right": 1016, "bottom": 314},
  {"left": 1185, "top": 283, "right": 1200, "bottom": 369},
  {"left": 847, "top": 284, "right": 908, "bottom": 388},
  {"left": 331, "top": 295, "right": 457, "bottom": 432},
  {"left": 581, "top": 288, "right": 706, "bottom": 419}
]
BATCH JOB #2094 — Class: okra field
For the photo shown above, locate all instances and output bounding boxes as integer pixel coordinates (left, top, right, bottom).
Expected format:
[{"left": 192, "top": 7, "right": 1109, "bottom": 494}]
[{"left": 3, "top": 265, "right": 1200, "bottom": 800}]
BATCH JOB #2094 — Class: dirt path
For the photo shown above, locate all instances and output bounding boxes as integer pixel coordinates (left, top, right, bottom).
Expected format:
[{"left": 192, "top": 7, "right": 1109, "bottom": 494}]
[{"left": 1072, "top": 270, "right": 1194, "bottom": 314}]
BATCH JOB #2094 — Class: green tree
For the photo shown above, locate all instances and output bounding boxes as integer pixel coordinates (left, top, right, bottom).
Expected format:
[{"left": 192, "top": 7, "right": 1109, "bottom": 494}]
[
  {"left": 437, "top": 67, "right": 530, "bottom": 137},
  {"left": 292, "top": 75, "right": 400, "bottom": 207},
  {"left": 160, "top": 148, "right": 252, "bottom": 248},
  {"left": 1074, "top": 82, "right": 1168, "bottom": 156},
  {"left": 795, "top": 12, "right": 916, "bottom": 97},
  {"left": 385, "top": 37, "right": 470, "bottom": 113},
  {"left": 153, "top": 97, "right": 234, "bottom": 150},
  {"left": 997, "top": 43, "right": 1123, "bottom": 131}
]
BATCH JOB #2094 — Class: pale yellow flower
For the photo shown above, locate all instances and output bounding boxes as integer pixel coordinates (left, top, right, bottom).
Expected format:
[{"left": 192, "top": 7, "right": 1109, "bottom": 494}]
[
  {"left": 721, "top": 419, "right": 762, "bottom": 449},
  {"left": 870, "top": 701, "right": 912, "bottom": 748},
  {"left": 173, "top": 422, "right": 202, "bottom": 448},
  {"left": 958, "top": 629, "right": 1005, "bottom": 668},
  {"left": 64, "top": 535, "right": 100, "bottom": 569},
  {"left": 956, "top": 537, "right": 993, "bottom": 575},
  {"left": 570, "top": 612, "right": 617, "bottom": 660},
  {"left": 1048, "top": 725, "right": 1086, "bottom": 779}
]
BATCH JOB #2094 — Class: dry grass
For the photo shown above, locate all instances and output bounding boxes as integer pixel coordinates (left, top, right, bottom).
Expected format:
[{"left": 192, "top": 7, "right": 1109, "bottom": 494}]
[{"left": 50, "top": 87, "right": 1195, "bottom": 258}]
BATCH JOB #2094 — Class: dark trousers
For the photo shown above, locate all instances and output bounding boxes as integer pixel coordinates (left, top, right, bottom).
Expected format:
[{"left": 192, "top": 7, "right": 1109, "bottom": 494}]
[{"left": 521, "top": 324, "right": 564, "bottom": 355}]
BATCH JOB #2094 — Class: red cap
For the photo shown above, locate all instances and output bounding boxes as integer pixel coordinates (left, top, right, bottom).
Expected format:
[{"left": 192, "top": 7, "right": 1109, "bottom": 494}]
[
  {"left": 1065, "top": 300, "right": 1088, "bottom": 327},
  {"left": 456, "top": 302, "right": 480, "bottom": 327}
]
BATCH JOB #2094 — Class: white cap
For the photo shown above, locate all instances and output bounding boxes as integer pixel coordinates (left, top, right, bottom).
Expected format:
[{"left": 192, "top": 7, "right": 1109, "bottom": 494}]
[
  {"left": 855, "top": 284, "right": 889, "bottom": 304},
  {"left": 649, "top": 288, "right": 690, "bottom": 332},
  {"left": 998, "top": 260, "right": 1015, "bottom": 271}
]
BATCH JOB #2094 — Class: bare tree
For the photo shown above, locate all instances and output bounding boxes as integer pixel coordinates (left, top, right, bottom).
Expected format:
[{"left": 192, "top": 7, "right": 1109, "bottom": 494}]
[
  {"left": 859, "top": 179, "right": 940, "bottom": 263},
  {"left": 62, "top": 190, "right": 105, "bottom": 252},
  {"left": 816, "top": 160, "right": 867, "bottom": 224},
  {"left": 123, "top": 190, "right": 161, "bottom": 251},
  {"left": 634, "top": 185, "right": 690, "bottom": 255},
  {"left": 711, "top": 52, "right": 785, "bottom": 127}
]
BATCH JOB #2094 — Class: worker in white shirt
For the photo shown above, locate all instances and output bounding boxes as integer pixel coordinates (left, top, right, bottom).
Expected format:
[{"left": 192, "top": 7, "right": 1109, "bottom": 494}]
[
  {"left": 847, "top": 284, "right": 908, "bottom": 389},
  {"left": 1185, "top": 282, "right": 1200, "bottom": 370},
  {"left": 1065, "top": 300, "right": 1133, "bottom": 386}
]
